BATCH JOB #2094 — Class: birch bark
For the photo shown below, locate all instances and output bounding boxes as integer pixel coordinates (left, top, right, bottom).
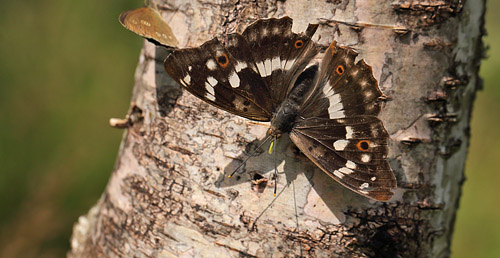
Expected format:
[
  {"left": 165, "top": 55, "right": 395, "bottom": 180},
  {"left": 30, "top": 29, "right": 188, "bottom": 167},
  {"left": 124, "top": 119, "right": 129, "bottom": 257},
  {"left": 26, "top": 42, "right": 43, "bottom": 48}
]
[{"left": 70, "top": 0, "right": 484, "bottom": 257}]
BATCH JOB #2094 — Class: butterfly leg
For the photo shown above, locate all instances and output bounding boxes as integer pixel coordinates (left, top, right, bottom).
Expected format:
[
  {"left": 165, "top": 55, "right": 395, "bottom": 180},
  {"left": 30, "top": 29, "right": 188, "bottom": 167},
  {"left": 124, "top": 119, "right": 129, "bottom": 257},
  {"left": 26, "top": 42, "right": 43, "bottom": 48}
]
[{"left": 273, "top": 135, "right": 278, "bottom": 197}]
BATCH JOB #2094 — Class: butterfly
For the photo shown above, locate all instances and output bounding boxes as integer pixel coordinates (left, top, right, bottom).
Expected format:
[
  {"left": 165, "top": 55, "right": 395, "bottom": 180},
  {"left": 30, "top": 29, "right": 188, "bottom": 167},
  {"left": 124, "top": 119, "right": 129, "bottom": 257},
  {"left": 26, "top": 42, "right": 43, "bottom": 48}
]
[
  {"left": 119, "top": 7, "right": 178, "bottom": 48},
  {"left": 161, "top": 17, "right": 397, "bottom": 201}
]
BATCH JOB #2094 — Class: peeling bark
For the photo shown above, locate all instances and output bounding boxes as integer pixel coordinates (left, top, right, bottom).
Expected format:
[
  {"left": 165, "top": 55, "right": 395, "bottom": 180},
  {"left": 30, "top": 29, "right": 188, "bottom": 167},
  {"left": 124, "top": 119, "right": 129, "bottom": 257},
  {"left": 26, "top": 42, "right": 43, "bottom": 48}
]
[{"left": 70, "top": 0, "right": 485, "bottom": 257}]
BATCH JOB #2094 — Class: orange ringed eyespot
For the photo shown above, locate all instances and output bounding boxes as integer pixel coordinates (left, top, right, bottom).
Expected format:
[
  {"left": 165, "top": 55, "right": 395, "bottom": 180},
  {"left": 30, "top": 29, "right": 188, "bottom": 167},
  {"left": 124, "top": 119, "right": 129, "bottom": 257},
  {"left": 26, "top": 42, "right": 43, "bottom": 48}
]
[
  {"left": 217, "top": 53, "right": 229, "bottom": 68},
  {"left": 356, "top": 140, "right": 370, "bottom": 151},
  {"left": 336, "top": 65, "right": 344, "bottom": 75},
  {"left": 294, "top": 40, "right": 303, "bottom": 48}
]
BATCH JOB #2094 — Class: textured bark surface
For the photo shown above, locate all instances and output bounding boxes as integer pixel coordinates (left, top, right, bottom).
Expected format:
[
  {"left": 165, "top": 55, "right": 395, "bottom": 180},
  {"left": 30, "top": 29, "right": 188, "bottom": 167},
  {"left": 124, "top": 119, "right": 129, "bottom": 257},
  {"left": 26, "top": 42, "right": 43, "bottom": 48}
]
[{"left": 70, "top": 0, "right": 484, "bottom": 257}]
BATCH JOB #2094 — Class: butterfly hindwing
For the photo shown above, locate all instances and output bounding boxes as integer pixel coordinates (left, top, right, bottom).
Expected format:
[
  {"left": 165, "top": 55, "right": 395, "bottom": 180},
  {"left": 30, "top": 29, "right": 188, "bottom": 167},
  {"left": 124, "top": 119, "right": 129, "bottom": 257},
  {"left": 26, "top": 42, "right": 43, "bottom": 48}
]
[
  {"left": 290, "top": 116, "right": 396, "bottom": 201},
  {"left": 291, "top": 42, "right": 396, "bottom": 201},
  {"left": 293, "top": 116, "right": 390, "bottom": 165}
]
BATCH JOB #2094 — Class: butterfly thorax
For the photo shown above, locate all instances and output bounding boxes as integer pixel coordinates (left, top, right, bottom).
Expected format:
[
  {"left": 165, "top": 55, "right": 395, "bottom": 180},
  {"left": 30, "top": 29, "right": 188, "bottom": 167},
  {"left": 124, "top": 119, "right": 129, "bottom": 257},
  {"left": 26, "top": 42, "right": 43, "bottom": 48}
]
[
  {"left": 270, "top": 64, "right": 318, "bottom": 135},
  {"left": 270, "top": 100, "right": 299, "bottom": 134}
]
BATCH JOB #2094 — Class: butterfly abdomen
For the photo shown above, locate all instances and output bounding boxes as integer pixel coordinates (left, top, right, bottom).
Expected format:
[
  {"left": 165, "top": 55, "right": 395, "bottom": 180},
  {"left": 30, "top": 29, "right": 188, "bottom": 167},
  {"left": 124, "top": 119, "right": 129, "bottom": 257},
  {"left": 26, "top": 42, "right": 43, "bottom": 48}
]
[{"left": 270, "top": 65, "right": 318, "bottom": 134}]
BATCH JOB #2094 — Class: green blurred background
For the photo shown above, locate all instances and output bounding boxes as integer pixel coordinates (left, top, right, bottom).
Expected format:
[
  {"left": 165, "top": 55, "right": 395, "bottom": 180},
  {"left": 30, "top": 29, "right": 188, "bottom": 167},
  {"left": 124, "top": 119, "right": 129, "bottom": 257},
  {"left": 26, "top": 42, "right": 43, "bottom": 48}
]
[{"left": 0, "top": 0, "right": 497, "bottom": 257}]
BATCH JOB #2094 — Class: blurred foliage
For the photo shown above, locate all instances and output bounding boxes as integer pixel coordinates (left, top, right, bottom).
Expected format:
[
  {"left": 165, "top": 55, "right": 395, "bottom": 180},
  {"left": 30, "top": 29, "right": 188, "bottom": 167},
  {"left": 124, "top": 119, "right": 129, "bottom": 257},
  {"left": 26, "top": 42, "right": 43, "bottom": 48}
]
[
  {"left": 0, "top": 0, "right": 497, "bottom": 257},
  {"left": 451, "top": 0, "right": 500, "bottom": 257},
  {"left": 0, "top": 0, "right": 141, "bottom": 257}
]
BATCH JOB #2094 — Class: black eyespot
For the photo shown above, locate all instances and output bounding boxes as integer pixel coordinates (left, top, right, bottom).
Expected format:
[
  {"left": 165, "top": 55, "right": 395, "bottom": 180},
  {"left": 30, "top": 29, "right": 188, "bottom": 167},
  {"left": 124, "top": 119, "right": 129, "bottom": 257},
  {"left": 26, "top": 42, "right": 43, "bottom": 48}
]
[
  {"left": 294, "top": 40, "right": 303, "bottom": 48},
  {"left": 336, "top": 65, "right": 344, "bottom": 75},
  {"left": 357, "top": 140, "right": 370, "bottom": 151},
  {"left": 216, "top": 53, "right": 229, "bottom": 68}
]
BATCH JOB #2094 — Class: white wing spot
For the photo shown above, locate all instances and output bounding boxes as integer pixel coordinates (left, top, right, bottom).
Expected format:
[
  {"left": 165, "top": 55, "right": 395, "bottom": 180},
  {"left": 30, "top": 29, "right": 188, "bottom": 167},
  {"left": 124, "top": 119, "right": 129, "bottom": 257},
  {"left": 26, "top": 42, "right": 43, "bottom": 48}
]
[
  {"left": 361, "top": 154, "right": 371, "bottom": 163},
  {"left": 345, "top": 126, "right": 354, "bottom": 139},
  {"left": 360, "top": 183, "right": 369, "bottom": 189},
  {"left": 183, "top": 74, "right": 191, "bottom": 84},
  {"left": 206, "top": 59, "right": 217, "bottom": 70},
  {"left": 329, "top": 110, "right": 345, "bottom": 119},
  {"left": 188, "top": 66, "right": 192, "bottom": 71},
  {"left": 339, "top": 167, "right": 353, "bottom": 174},
  {"left": 207, "top": 76, "right": 217, "bottom": 86},
  {"left": 328, "top": 94, "right": 341, "bottom": 105},
  {"left": 346, "top": 161, "right": 356, "bottom": 169},
  {"left": 327, "top": 93, "right": 344, "bottom": 119},
  {"left": 256, "top": 61, "right": 265, "bottom": 77},
  {"left": 204, "top": 82, "right": 215, "bottom": 101},
  {"left": 234, "top": 62, "right": 247, "bottom": 72},
  {"left": 264, "top": 58, "right": 272, "bottom": 76},
  {"left": 323, "top": 82, "right": 332, "bottom": 95},
  {"left": 281, "top": 59, "right": 287, "bottom": 69},
  {"left": 271, "top": 56, "right": 281, "bottom": 73},
  {"left": 333, "top": 170, "right": 344, "bottom": 179},
  {"left": 229, "top": 72, "right": 240, "bottom": 88},
  {"left": 284, "top": 59, "right": 295, "bottom": 70},
  {"left": 333, "top": 140, "right": 348, "bottom": 151},
  {"left": 371, "top": 177, "right": 377, "bottom": 181}
]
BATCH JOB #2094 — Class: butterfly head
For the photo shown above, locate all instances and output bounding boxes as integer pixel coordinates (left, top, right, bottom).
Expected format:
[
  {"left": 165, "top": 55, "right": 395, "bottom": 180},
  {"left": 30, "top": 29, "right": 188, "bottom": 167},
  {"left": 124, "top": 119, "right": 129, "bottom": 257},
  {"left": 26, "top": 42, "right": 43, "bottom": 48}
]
[{"left": 267, "top": 127, "right": 283, "bottom": 138}]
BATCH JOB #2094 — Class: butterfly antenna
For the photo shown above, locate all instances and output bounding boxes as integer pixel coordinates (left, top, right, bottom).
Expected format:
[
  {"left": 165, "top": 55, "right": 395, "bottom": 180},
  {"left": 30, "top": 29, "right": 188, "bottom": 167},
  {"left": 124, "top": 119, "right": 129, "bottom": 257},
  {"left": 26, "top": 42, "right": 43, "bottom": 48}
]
[
  {"left": 250, "top": 181, "right": 289, "bottom": 231},
  {"left": 228, "top": 134, "right": 272, "bottom": 178},
  {"left": 292, "top": 180, "right": 303, "bottom": 256},
  {"left": 273, "top": 135, "right": 278, "bottom": 197}
]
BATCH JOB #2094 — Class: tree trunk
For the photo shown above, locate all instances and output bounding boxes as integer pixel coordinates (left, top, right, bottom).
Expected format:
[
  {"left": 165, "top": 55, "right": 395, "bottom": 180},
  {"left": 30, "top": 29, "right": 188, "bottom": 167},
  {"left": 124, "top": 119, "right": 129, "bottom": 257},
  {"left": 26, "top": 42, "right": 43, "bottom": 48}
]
[{"left": 69, "top": 0, "right": 485, "bottom": 257}]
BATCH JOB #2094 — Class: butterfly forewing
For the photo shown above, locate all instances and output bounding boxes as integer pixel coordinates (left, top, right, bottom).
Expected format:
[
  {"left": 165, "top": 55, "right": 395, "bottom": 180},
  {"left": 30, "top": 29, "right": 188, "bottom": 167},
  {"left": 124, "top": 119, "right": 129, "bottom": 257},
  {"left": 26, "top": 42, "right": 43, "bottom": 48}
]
[
  {"left": 164, "top": 38, "right": 273, "bottom": 121},
  {"left": 164, "top": 17, "right": 320, "bottom": 121}
]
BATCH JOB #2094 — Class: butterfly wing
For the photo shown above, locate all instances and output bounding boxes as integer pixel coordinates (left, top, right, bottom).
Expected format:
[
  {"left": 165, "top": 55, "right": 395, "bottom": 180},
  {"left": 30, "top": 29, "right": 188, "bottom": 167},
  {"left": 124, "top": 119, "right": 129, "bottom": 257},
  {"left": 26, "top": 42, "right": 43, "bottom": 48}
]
[
  {"left": 290, "top": 116, "right": 396, "bottom": 201},
  {"left": 164, "top": 17, "right": 319, "bottom": 121},
  {"left": 165, "top": 37, "right": 273, "bottom": 121},
  {"left": 291, "top": 42, "right": 396, "bottom": 201},
  {"left": 300, "top": 42, "right": 384, "bottom": 119},
  {"left": 119, "top": 7, "right": 178, "bottom": 48},
  {"left": 242, "top": 17, "right": 319, "bottom": 105}
]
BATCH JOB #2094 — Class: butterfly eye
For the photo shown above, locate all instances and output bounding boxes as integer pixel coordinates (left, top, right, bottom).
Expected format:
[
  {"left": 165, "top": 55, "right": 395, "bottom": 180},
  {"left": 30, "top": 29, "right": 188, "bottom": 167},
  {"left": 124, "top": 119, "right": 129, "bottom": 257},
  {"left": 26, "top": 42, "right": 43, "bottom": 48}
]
[
  {"left": 216, "top": 53, "right": 229, "bottom": 68},
  {"left": 356, "top": 140, "right": 370, "bottom": 151},
  {"left": 294, "top": 40, "right": 303, "bottom": 48},
  {"left": 336, "top": 65, "right": 344, "bottom": 75}
]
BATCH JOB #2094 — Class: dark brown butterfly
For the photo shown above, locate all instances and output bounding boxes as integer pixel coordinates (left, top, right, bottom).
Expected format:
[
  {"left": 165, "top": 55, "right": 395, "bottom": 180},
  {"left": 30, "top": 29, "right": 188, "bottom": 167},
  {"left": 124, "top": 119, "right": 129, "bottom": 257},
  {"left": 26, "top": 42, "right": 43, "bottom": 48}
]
[{"left": 120, "top": 10, "right": 397, "bottom": 201}]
